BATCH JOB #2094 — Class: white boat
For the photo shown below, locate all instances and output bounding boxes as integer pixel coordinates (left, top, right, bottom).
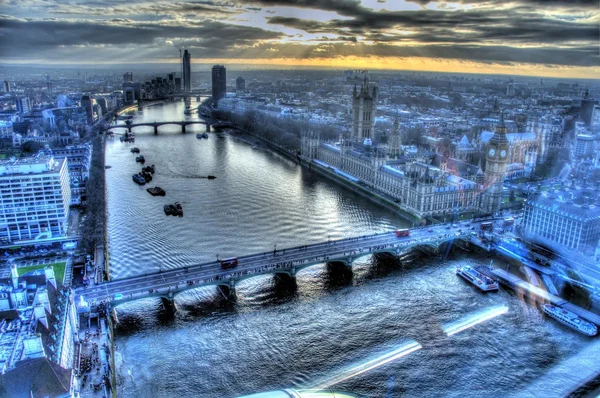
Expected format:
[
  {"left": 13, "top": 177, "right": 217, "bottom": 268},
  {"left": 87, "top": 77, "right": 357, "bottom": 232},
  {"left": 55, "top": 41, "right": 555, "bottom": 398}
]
[
  {"left": 456, "top": 265, "right": 499, "bottom": 292},
  {"left": 542, "top": 304, "right": 598, "bottom": 336}
]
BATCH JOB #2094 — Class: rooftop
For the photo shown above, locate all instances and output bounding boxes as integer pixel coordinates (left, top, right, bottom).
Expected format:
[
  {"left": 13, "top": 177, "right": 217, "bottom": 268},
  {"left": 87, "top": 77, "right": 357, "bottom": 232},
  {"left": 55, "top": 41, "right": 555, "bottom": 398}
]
[{"left": 0, "top": 155, "right": 65, "bottom": 177}]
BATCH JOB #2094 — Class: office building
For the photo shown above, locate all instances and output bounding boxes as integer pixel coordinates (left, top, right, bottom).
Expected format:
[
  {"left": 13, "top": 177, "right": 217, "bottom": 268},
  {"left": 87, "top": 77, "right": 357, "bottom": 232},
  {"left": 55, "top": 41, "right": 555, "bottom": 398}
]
[
  {"left": 575, "top": 134, "right": 595, "bottom": 158},
  {"left": 581, "top": 89, "right": 595, "bottom": 127},
  {"left": 0, "top": 154, "right": 71, "bottom": 244},
  {"left": 80, "top": 95, "right": 94, "bottom": 125},
  {"left": 53, "top": 144, "right": 92, "bottom": 206},
  {"left": 236, "top": 77, "right": 245, "bottom": 94},
  {"left": 123, "top": 72, "right": 133, "bottom": 83},
  {"left": 523, "top": 188, "right": 600, "bottom": 254},
  {"left": 0, "top": 121, "right": 13, "bottom": 138},
  {"left": 16, "top": 97, "right": 31, "bottom": 113},
  {"left": 3, "top": 80, "right": 10, "bottom": 93},
  {"left": 591, "top": 104, "right": 600, "bottom": 132},
  {"left": 212, "top": 65, "right": 226, "bottom": 104},
  {"left": 182, "top": 50, "right": 191, "bottom": 93},
  {"left": 46, "top": 82, "right": 53, "bottom": 93}
]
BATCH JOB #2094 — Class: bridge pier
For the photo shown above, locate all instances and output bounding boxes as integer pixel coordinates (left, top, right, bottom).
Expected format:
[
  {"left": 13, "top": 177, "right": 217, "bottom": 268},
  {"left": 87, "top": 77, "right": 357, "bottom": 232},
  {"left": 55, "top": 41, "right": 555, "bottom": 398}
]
[
  {"left": 127, "top": 127, "right": 132, "bottom": 134},
  {"left": 154, "top": 125, "right": 158, "bottom": 134},
  {"left": 160, "top": 295, "right": 178, "bottom": 315},
  {"left": 181, "top": 124, "right": 186, "bottom": 133},
  {"left": 217, "top": 282, "right": 236, "bottom": 301},
  {"left": 206, "top": 124, "right": 211, "bottom": 132},
  {"left": 274, "top": 272, "right": 297, "bottom": 294}
]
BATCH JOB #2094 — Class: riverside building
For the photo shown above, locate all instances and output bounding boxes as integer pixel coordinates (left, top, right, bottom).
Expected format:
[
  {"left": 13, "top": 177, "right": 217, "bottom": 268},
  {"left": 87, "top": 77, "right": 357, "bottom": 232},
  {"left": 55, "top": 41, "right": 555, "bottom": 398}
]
[
  {"left": 0, "top": 153, "right": 71, "bottom": 244},
  {"left": 523, "top": 187, "right": 600, "bottom": 255}
]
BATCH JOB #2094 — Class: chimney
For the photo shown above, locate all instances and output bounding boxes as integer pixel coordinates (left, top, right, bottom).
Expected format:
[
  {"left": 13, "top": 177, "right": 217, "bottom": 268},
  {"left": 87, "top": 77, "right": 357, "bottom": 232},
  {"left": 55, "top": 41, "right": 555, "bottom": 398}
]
[
  {"left": 37, "top": 288, "right": 52, "bottom": 314},
  {"left": 34, "top": 302, "right": 48, "bottom": 329},
  {"left": 11, "top": 264, "right": 19, "bottom": 289},
  {"left": 44, "top": 266, "right": 56, "bottom": 288}
]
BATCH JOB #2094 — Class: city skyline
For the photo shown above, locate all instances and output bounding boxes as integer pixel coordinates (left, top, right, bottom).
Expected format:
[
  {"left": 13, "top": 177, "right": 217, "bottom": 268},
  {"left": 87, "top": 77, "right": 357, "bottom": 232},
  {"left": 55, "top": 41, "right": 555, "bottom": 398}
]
[{"left": 0, "top": 0, "right": 598, "bottom": 78}]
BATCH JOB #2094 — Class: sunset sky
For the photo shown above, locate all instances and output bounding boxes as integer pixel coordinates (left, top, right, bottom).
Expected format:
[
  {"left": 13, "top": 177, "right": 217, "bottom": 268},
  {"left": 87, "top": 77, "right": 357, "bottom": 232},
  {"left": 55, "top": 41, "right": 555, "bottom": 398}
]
[{"left": 1, "top": 0, "right": 598, "bottom": 78}]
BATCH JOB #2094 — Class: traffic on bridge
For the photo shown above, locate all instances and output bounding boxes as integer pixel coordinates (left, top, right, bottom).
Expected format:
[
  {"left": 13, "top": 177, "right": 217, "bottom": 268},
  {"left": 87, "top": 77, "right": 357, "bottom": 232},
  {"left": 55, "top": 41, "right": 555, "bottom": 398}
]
[{"left": 75, "top": 219, "right": 502, "bottom": 312}]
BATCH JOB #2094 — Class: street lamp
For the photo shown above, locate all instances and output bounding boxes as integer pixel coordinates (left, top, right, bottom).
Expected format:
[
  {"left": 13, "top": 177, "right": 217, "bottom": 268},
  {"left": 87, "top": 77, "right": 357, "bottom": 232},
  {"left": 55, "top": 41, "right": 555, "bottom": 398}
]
[{"left": 216, "top": 254, "right": 220, "bottom": 262}]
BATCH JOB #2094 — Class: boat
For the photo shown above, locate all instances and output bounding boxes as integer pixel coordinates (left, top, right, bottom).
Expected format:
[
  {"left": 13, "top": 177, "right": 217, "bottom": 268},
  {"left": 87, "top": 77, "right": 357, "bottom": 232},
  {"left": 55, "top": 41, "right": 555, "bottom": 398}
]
[
  {"left": 542, "top": 304, "right": 598, "bottom": 336},
  {"left": 456, "top": 265, "right": 499, "bottom": 292},
  {"left": 147, "top": 187, "right": 166, "bottom": 196},
  {"left": 141, "top": 171, "right": 152, "bottom": 182},
  {"left": 104, "top": 165, "right": 112, "bottom": 169},
  {"left": 207, "top": 175, "right": 216, "bottom": 180},
  {"left": 130, "top": 147, "right": 140, "bottom": 153},
  {"left": 164, "top": 204, "right": 176, "bottom": 216},
  {"left": 142, "top": 165, "right": 155, "bottom": 174},
  {"left": 132, "top": 174, "right": 146, "bottom": 185},
  {"left": 201, "top": 133, "right": 209, "bottom": 139},
  {"left": 136, "top": 155, "right": 145, "bottom": 163},
  {"left": 196, "top": 133, "right": 203, "bottom": 139},
  {"left": 174, "top": 202, "right": 183, "bottom": 217}
]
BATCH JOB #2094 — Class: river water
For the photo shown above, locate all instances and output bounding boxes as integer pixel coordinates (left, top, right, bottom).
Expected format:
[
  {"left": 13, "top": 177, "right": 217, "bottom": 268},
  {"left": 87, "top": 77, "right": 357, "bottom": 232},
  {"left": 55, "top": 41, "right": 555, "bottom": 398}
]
[{"left": 105, "top": 100, "right": 589, "bottom": 398}]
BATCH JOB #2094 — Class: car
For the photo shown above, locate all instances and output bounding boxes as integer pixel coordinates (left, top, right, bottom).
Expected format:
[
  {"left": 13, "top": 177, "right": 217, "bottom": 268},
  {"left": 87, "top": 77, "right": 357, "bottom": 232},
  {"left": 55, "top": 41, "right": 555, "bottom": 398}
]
[
  {"left": 113, "top": 293, "right": 123, "bottom": 300},
  {"left": 428, "top": 229, "right": 434, "bottom": 232},
  {"left": 446, "top": 226, "right": 451, "bottom": 229}
]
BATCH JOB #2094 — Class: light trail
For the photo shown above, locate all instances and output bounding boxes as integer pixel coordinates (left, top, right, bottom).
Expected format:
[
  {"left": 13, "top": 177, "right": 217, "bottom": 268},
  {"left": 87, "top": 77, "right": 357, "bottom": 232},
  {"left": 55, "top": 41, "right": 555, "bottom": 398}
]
[
  {"left": 310, "top": 341, "right": 422, "bottom": 390},
  {"left": 443, "top": 305, "right": 509, "bottom": 336}
]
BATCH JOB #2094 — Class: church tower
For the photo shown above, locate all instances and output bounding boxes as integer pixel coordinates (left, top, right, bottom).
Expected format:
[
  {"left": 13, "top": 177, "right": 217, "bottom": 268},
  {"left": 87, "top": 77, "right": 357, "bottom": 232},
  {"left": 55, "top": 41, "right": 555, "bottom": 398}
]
[
  {"left": 301, "top": 130, "right": 320, "bottom": 160},
  {"left": 351, "top": 77, "right": 377, "bottom": 142},
  {"left": 483, "top": 112, "right": 509, "bottom": 214},
  {"left": 388, "top": 109, "right": 402, "bottom": 158}
]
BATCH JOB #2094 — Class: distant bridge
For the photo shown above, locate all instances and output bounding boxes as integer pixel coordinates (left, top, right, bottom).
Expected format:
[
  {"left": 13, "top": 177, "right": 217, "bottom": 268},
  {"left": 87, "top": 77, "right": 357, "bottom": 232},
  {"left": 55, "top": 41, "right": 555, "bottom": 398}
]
[
  {"left": 75, "top": 220, "right": 497, "bottom": 314},
  {"left": 107, "top": 120, "right": 211, "bottom": 134}
]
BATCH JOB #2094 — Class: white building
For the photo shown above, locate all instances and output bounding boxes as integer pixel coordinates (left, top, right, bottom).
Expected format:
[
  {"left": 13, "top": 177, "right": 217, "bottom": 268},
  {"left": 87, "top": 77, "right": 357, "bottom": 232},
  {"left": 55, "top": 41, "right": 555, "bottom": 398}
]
[
  {"left": 0, "top": 154, "right": 71, "bottom": 244},
  {"left": 523, "top": 189, "right": 600, "bottom": 255},
  {"left": 575, "top": 134, "right": 595, "bottom": 158}
]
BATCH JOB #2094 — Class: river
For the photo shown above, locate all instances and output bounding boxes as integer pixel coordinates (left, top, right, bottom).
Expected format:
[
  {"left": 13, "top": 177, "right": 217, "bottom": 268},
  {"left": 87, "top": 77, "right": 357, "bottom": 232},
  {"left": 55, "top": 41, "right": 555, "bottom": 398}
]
[{"left": 105, "top": 99, "right": 589, "bottom": 398}]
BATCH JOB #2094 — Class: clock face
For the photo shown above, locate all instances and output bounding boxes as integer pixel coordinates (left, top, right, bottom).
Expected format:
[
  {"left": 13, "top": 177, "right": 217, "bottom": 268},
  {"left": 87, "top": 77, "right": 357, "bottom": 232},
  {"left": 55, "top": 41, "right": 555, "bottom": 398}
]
[
  {"left": 488, "top": 148, "right": 496, "bottom": 157},
  {"left": 500, "top": 150, "right": 507, "bottom": 158}
]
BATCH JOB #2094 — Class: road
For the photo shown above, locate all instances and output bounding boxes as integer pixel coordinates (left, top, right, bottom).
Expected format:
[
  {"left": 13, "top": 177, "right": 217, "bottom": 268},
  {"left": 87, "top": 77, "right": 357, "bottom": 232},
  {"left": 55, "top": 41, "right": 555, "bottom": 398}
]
[{"left": 76, "top": 220, "right": 495, "bottom": 309}]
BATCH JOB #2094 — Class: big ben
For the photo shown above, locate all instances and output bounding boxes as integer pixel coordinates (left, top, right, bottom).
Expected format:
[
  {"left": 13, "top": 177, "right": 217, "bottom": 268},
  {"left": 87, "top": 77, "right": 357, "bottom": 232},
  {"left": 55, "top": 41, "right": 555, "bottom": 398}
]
[{"left": 483, "top": 113, "right": 510, "bottom": 214}]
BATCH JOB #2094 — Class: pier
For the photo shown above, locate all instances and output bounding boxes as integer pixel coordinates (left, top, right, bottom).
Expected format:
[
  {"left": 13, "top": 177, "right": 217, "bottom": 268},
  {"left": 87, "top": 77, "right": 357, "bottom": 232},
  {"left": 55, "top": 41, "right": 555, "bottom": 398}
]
[{"left": 491, "top": 269, "right": 600, "bottom": 326}]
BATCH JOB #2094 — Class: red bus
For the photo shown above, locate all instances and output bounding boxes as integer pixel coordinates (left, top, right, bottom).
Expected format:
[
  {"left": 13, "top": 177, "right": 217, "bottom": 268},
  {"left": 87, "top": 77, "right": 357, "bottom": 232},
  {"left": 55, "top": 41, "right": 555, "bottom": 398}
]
[
  {"left": 396, "top": 228, "right": 410, "bottom": 237},
  {"left": 220, "top": 257, "right": 238, "bottom": 269}
]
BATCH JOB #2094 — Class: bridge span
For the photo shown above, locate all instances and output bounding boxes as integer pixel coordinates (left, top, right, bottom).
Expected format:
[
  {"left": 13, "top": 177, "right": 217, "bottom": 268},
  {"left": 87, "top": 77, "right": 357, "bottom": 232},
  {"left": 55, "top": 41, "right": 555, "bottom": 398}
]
[
  {"left": 107, "top": 120, "right": 211, "bottom": 134},
  {"left": 75, "top": 220, "right": 494, "bottom": 313}
]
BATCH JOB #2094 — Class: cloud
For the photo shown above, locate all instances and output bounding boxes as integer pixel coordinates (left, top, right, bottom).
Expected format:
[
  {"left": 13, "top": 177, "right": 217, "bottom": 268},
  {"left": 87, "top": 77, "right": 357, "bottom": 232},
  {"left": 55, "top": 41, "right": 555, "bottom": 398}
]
[{"left": 0, "top": 0, "right": 597, "bottom": 73}]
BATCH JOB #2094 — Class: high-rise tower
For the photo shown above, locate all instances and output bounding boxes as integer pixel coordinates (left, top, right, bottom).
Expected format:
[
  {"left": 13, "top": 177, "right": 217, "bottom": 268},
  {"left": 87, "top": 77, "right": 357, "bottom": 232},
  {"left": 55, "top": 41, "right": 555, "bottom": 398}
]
[
  {"left": 351, "top": 77, "right": 377, "bottom": 141},
  {"left": 212, "top": 65, "right": 226, "bottom": 104},
  {"left": 483, "top": 112, "right": 509, "bottom": 214},
  {"left": 182, "top": 50, "right": 191, "bottom": 93}
]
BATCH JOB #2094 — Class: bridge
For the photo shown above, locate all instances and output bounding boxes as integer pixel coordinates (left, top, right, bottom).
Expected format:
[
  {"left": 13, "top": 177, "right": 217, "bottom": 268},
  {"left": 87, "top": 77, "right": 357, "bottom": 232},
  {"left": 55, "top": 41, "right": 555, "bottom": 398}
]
[
  {"left": 107, "top": 119, "right": 211, "bottom": 134},
  {"left": 75, "top": 220, "right": 496, "bottom": 314}
]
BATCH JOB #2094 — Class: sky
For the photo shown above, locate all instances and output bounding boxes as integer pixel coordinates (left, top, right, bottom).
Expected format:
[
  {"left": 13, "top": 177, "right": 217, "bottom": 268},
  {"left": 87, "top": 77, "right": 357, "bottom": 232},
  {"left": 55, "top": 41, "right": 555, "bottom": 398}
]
[{"left": 0, "top": 0, "right": 598, "bottom": 78}]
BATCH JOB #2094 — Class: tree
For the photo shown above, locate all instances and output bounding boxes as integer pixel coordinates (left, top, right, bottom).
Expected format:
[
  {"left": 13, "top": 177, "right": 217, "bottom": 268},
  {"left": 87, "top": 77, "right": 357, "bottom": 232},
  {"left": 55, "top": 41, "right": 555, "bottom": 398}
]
[{"left": 21, "top": 141, "right": 43, "bottom": 154}]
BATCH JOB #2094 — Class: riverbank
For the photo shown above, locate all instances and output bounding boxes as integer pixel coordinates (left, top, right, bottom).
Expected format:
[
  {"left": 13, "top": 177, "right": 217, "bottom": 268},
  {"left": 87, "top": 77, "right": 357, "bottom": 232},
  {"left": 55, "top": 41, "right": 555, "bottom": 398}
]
[{"left": 221, "top": 126, "right": 421, "bottom": 225}]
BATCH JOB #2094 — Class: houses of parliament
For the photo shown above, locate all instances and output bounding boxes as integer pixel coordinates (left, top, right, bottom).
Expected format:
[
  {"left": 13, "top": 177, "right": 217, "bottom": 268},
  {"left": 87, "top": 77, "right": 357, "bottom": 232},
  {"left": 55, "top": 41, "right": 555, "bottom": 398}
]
[{"left": 301, "top": 78, "right": 510, "bottom": 220}]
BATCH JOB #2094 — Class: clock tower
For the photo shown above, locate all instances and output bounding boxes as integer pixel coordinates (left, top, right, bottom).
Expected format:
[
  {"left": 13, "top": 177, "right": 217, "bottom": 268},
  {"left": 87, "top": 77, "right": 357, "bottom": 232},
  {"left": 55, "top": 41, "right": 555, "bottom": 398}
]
[{"left": 483, "top": 112, "right": 510, "bottom": 214}]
